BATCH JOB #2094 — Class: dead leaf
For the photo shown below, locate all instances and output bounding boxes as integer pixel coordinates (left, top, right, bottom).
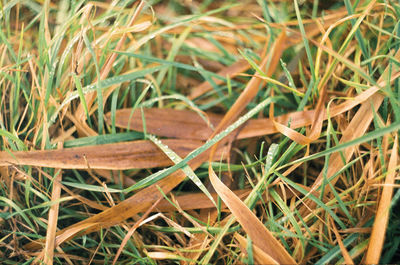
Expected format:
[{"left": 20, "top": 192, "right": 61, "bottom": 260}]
[
  {"left": 0, "top": 139, "right": 225, "bottom": 170},
  {"left": 365, "top": 135, "right": 398, "bottom": 264}
]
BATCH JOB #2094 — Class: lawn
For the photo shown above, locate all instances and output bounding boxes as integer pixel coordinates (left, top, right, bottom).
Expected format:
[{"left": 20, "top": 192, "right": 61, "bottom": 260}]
[{"left": 0, "top": 0, "right": 399, "bottom": 264}]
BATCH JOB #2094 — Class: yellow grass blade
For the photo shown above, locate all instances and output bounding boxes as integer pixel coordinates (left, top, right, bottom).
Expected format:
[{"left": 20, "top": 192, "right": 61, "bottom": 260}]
[
  {"left": 365, "top": 135, "right": 398, "bottom": 264},
  {"left": 43, "top": 143, "right": 63, "bottom": 265}
]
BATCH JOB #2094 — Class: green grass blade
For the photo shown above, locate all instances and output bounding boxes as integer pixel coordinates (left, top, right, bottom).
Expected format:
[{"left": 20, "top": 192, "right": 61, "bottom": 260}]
[
  {"left": 0, "top": 197, "right": 36, "bottom": 231},
  {"left": 82, "top": 29, "right": 104, "bottom": 134}
]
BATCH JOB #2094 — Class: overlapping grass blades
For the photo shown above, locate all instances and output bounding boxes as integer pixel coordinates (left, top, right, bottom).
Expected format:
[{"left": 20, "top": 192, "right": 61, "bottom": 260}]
[{"left": 0, "top": 0, "right": 399, "bottom": 264}]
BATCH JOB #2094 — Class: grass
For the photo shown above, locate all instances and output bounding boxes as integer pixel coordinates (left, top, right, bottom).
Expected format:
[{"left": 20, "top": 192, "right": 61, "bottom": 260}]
[{"left": 0, "top": 0, "right": 399, "bottom": 264}]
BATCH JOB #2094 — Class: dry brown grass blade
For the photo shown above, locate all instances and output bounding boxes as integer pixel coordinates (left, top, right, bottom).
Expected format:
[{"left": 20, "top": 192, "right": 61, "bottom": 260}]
[
  {"left": 307, "top": 85, "right": 327, "bottom": 141},
  {"left": 270, "top": 108, "right": 311, "bottom": 145},
  {"left": 185, "top": 36, "right": 238, "bottom": 55},
  {"left": 209, "top": 169, "right": 296, "bottom": 264},
  {"left": 53, "top": 222, "right": 99, "bottom": 248},
  {"left": 234, "top": 233, "right": 279, "bottom": 265},
  {"left": 146, "top": 252, "right": 184, "bottom": 261},
  {"left": 269, "top": 89, "right": 326, "bottom": 145},
  {"left": 364, "top": 135, "right": 398, "bottom": 264},
  {"left": 43, "top": 143, "right": 63, "bottom": 265},
  {"left": 156, "top": 189, "right": 250, "bottom": 212},
  {"left": 0, "top": 139, "right": 225, "bottom": 170}
]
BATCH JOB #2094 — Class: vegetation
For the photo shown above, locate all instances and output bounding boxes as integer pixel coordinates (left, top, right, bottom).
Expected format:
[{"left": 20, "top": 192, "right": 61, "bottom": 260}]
[{"left": 0, "top": 0, "right": 399, "bottom": 264}]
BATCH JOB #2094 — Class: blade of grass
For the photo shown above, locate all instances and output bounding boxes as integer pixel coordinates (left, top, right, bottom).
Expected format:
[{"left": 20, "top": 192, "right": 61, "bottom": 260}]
[
  {"left": 82, "top": 29, "right": 103, "bottom": 134},
  {"left": 293, "top": 0, "right": 316, "bottom": 81},
  {"left": 72, "top": 73, "right": 92, "bottom": 127},
  {"left": 365, "top": 135, "right": 398, "bottom": 264},
  {"left": 315, "top": 233, "right": 359, "bottom": 265},
  {"left": 43, "top": 143, "right": 63, "bottom": 265},
  {"left": 0, "top": 139, "right": 219, "bottom": 170},
  {"left": 0, "top": 197, "right": 36, "bottom": 231}
]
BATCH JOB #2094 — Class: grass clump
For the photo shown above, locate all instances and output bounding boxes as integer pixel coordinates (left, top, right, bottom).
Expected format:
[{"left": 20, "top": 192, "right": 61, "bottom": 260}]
[{"left": 0, "top": 0, "right": 399, "bottom": 264}]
